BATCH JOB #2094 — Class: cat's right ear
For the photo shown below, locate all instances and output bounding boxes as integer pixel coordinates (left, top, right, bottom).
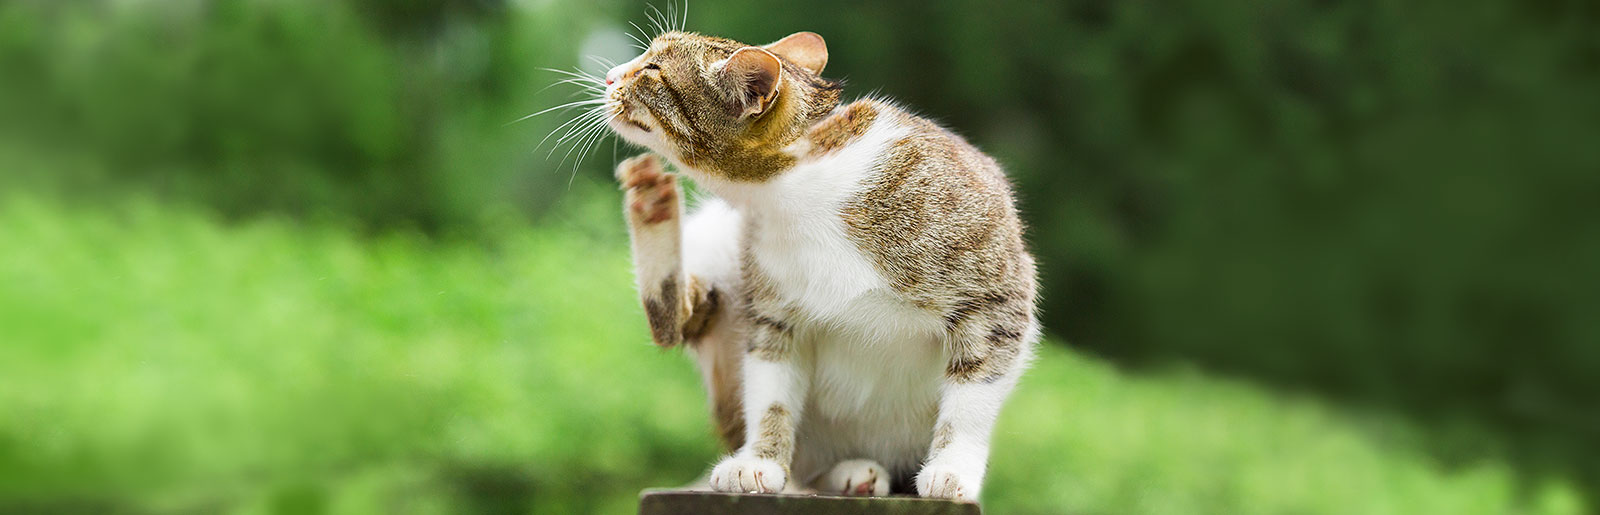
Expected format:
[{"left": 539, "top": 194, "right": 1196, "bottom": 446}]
[
  {"left": 764, "top": 32, "right": 828, "bottom": 74},
  {"left": 717, "top": 47, "right": 782, "bottom": 119}
]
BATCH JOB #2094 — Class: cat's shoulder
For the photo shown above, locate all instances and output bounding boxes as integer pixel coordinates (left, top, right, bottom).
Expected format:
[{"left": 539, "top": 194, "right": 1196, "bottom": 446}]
[
  {"left": 801, "top": 98, "right": 893, "bottom": 156},
  {"left": 802, "top": 98, "right": 999, "bottom": 176}
]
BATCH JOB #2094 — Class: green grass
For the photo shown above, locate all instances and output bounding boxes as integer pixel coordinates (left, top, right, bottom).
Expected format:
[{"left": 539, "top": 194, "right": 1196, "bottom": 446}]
[{"left": 0, "top": 193, "right": 1585, "bottom": 514}]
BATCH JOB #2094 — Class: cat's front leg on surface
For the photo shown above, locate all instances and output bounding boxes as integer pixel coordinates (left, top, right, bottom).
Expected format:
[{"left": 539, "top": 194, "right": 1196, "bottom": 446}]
[
  {"left": 917, "top": 304, "right": 1035, "bottom": 503},
  {"left": 616, "top": 154, "right": 717, "bottom": 347},
  {"left": 709, "top": 287, "right": 807, "bottom": 493}
]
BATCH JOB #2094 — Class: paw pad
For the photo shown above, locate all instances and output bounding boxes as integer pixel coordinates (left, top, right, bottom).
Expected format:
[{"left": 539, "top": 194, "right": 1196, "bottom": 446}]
[{"left": 617, "top": 154, "right": 677, "bottom": 224}]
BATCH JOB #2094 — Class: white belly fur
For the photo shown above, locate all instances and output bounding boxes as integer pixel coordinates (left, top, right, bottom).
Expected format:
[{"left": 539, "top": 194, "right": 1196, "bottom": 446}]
[{"left": 793, "top": 295, "right": 946, "bottom": 482}]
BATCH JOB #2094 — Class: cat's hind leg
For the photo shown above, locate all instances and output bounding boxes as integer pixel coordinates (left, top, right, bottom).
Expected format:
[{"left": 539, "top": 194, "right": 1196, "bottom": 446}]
[
  {"left": 816, "top": 459, "right": 891, "bottom": 496},
  {"left": 917, "top": 295, "right": 1039, "bottom": 502}
]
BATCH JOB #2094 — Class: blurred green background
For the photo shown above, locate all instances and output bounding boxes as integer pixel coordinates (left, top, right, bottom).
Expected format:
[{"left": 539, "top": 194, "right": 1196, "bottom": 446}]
[{"left": 1, "top": 0, "right": 1595, "bottom": 513}]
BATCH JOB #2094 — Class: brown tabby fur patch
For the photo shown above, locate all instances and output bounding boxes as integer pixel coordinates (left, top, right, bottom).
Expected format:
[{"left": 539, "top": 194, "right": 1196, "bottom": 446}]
[
  {"left": 643, "top": 272, "right": 681, "bottom": 347},
  {"left": 751, "top": 404, "right": 795, "bottom": 466},
  {"left": 838, "top": 102, "right": 1037, "bottom": 384},
  {"left": 680, "top": 276, "right": 719, "bottom": 340},
  {"left": 737, "top": 225, "right": 797, "bottom": 362},
  {"left": 930, "top": 421, "right": 956, "bottom": 454},
  {"left": 805, "top": 100, "right": 879, "bottom": 156},
  {"left": 700, "top": 334, "right": 746, "bottom": 451}
]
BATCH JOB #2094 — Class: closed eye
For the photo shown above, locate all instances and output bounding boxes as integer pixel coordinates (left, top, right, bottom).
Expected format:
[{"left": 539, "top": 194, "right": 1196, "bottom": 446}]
[{"left": 643, "top": 62, "right": 661, "bottom": 71}]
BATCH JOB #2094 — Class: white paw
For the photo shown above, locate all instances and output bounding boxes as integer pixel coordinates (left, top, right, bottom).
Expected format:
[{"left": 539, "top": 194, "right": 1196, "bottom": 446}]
[
  {"left": 819, "top": 459, "right": 890, "bottom": 496},
  {"left": 915, "top": 463, "right": 980, "bottom": 502},
  {"left": 709, "top": 455, "right": 787, "bottom": 494}
]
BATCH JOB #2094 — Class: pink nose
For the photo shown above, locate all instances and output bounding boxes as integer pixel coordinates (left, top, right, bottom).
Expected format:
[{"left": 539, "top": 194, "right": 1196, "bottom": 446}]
[{"left": 605, "top": 65, "right": 628, "bottom": 86}]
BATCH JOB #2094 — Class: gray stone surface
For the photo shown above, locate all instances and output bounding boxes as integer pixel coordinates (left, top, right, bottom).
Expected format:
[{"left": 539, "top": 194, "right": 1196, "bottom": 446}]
[{"left": 638, "top": 489, "right": 983, "bottom": 515}]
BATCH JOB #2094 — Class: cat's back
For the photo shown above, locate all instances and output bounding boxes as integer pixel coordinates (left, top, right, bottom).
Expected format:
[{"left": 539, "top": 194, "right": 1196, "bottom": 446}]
[{"left": 804, "top": 98, "right": 1034, "bottom": 312}]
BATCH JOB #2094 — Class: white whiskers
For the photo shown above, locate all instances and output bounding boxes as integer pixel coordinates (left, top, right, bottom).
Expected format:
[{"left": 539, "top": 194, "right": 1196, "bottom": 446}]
[
  {"left": 514, "top": 2, "right": 690, "bottom": 185},
  {"left": 514, "top": 66, "right": 616, "bottom": 185}
]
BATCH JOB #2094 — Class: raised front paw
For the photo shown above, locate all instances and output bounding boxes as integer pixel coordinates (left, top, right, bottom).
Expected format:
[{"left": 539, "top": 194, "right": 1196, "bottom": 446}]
[
  {"left": 819, "top": 459, "right": 890, "bottom": 496},
  {"left": 615, "top": 154, "right": 677, "bottom": 224},
  {"left": 709, "top": 454, "right": 787, "bottom": 494},
  {"left": 615, "top": 153, "right": 665, "bottom": 186},
  {"left": 915, "top": 463, "right": 980, "bottom": 503}
]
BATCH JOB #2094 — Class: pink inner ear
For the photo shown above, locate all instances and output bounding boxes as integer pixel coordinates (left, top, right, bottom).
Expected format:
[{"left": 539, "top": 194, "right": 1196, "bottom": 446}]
[{"left": 722, "top": 48, "right": 782, "bottom": 115}]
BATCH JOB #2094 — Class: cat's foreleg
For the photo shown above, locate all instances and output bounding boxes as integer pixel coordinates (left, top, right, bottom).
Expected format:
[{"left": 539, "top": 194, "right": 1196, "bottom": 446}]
[
  {"left": 616, "top": 154, "right": 717, "bottom": 347},
  {"left": 708, "top": 277, "right": 807, "bottom": 493},
  {"left": 917, "top": 304, "right": 1037, "bottom": 502}
]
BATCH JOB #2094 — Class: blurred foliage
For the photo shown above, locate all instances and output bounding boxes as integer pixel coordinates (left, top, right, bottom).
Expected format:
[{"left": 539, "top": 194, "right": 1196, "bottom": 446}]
[
  {"left": 1, "top": 0, "right": 1597, "bottom": 509},
  {"left": 0, "top": 0, "right": 589, "bottom": 229}
]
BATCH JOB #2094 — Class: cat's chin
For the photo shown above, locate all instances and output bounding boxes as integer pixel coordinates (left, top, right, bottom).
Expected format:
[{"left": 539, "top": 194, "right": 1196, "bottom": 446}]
[
  {"left": 608, "top": 123, "right": 675, "bottom": 160},
  {"left": 607, "top": 120, "right": 660, "bottom": 149}
]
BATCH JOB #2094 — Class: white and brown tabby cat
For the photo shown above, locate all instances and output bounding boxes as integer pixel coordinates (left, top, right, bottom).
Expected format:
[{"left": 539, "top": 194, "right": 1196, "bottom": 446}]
[{"left": 604, "top": 29, "right": 1037, "bottom": 502}]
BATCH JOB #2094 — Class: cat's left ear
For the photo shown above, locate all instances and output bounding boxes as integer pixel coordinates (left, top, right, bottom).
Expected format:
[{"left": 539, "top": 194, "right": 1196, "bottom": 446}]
[
  {"left": 764, "top": 31, "right": 828, "bottom": 74},
  {"left": 717, "top": 47, "right": 783, "bottom": 119}
]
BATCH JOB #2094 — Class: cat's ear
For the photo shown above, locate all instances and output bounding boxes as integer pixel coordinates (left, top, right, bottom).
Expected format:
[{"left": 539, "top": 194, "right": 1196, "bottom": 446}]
[
  {"left": 763, "top": 31, "right": 828, "bottom": 74},
  {"left": 717, "top": 47, "right": 782, "bottom": 119}
]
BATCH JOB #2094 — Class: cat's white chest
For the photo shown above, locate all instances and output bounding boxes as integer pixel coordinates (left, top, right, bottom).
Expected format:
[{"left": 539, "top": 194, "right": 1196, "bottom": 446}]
[
  {"left": 746, "top": 215, "right": 882, "bottom": 320},
  {"left": 740, "top": 120, "right": 909, "bottom": 321}
]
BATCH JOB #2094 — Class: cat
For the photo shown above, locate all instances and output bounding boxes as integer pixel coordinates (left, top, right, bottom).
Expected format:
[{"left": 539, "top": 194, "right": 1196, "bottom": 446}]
[{"left": 602, "top": 29, "right": 1038, "bottom": 502}]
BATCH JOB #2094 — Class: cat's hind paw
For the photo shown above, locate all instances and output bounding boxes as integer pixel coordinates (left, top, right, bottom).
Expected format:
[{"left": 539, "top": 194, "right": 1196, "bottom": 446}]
[
  {"left": 915, "top": 463, "right": 979, "bottom": 503},
  {"left": 819, "top": 459, "right": 890, "bottom": 496},
  {"left": 708, "top": 455, "right": 787, "bottom": 494}
]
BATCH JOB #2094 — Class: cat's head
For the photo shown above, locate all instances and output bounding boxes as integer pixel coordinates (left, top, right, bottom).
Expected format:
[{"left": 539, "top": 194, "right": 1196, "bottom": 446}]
[{"left": 603, "top": 31, "right": 842, "bottom": 181}]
